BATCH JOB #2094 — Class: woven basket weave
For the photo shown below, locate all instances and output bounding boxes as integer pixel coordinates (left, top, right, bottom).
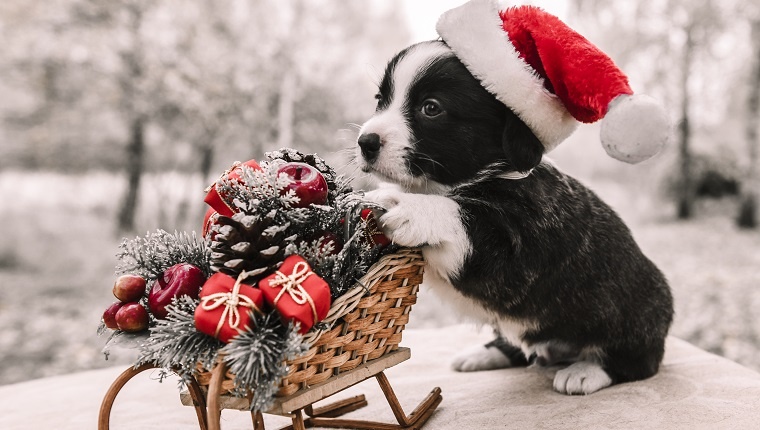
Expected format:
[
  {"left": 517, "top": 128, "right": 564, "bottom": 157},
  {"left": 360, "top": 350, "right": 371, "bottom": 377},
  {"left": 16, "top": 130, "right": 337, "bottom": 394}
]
[{"left": 195, "top": 247, "right": 425, "bottom": 398}]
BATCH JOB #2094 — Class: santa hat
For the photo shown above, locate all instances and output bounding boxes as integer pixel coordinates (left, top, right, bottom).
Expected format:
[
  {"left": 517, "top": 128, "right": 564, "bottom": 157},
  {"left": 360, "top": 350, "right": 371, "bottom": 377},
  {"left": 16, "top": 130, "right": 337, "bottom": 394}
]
[{"left": 436, "top": 0, "right": 670, "bottom": 164}]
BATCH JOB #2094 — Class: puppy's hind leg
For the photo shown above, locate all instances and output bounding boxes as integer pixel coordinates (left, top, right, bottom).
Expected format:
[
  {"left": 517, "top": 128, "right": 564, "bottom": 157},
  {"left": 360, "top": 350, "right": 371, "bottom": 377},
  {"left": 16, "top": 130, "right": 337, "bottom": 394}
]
[
  {"left": 452, "top": 335, "right": 529, "bottom": 372},
  {"left": 602, "top": 341, "right": 665, "bottom": 384},
  {"left": 553, "top": 341, "right": 666, "bottom": 394}
]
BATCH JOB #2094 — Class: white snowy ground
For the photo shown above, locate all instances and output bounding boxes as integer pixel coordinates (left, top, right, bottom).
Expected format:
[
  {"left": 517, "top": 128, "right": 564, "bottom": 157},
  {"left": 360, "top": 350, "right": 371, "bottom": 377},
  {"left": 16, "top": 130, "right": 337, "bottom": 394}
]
[{"left": 2, "top": 326, "right": 760, "bottom": 430}]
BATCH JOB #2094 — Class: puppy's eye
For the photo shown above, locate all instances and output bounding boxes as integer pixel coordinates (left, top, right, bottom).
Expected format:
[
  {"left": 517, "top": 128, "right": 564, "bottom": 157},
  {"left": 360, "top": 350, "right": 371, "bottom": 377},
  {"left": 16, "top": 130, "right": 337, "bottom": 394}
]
[
  {"left": 421, "top": 99, "right": 443, "bottom": 117},
  {"left": 374, "top": 93, "right": 382, "bottom": 101}
]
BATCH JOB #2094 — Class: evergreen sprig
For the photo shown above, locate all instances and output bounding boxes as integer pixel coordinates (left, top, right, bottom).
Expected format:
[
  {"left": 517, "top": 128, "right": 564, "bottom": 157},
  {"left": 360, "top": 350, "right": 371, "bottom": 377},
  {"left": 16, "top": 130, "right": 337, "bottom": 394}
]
[
  {"left": 116, "top": 230, "right": 211, "bottom": 280},
  {"left": 222, "top": 313, "right": 307, "bottom": 413},
  {"left": 136, "top": 296, "right": 222, "bottom": 379},
  {"left": 286, "top": 193, "right": 389, "bottom": 298},
  {"left": 287, "top": 227, "right": 381, "bottom": 298}
]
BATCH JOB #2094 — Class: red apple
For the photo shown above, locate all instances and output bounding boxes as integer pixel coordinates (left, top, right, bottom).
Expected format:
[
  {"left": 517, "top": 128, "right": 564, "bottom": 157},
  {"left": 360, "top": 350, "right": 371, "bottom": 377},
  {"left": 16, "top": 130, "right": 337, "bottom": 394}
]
[
  {"left": 277, "top": 162, "right": 328, "bottom": 208},
  {"left": 115, "top": 302, "right": 149, "bottom": 332},
  {"left": 148, "top": 263, "right": 206, "bottom": 319},
  {"left": 113, "top": 274, "right": 147, "bottom": 302},
  {"left": 103, "top": 301, "right": 125, "bottom": 329}
]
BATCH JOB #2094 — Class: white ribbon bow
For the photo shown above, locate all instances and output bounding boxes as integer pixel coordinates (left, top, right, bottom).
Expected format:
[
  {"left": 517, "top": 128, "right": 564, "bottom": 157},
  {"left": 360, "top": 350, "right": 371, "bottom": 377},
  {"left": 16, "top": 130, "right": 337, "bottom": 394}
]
[
  {"left": 270, "top": 261, "right": 318, "bottom": 323},
  {"left": 200, "top": 271, "right": 260, "bottom": 338}
]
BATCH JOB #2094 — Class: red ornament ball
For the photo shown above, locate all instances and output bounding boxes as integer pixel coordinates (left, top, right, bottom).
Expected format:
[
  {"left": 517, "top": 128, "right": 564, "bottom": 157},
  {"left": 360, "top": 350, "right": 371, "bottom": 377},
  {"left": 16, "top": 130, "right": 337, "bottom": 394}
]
[
  {"left": 317, "top": 231, "right": 343, "bottom": 255},
  {"left": 277, "top": 162, "right": 328, "bottom": 208}
]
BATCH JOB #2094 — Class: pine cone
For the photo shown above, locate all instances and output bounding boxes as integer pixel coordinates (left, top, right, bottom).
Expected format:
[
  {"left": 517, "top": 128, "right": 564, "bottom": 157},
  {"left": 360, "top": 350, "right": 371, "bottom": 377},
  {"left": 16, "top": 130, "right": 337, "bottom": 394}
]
[{"left": 210, "top": 211, "right": 295, "bottom": 281}]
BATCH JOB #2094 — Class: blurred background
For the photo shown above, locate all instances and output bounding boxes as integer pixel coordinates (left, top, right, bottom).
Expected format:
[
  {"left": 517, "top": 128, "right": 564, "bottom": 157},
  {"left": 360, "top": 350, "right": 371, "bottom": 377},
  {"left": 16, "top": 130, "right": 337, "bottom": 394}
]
[{"left": 1, "top": 0, "right": 759, "bottom": 386}]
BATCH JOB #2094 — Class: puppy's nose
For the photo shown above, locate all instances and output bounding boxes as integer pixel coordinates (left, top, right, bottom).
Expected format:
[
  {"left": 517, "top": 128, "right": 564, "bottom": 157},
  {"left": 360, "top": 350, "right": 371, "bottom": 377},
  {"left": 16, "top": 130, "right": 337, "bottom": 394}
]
[{"left": 358, "top": 133, "right": 382, "bottom": 162}]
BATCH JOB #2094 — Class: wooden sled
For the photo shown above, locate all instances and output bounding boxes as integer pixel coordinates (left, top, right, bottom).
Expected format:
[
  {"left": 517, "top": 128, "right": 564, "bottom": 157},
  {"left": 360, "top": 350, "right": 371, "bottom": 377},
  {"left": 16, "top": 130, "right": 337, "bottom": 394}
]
[{"left": 98, "top": 347, "right": 441, "bottom": 430}]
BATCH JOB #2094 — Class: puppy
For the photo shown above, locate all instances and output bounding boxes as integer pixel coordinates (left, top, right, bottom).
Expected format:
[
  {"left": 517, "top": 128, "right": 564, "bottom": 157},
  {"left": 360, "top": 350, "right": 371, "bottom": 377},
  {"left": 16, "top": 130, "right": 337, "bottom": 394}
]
[{"left": 356, "top": 40, "right": 673, "bottom": 395}]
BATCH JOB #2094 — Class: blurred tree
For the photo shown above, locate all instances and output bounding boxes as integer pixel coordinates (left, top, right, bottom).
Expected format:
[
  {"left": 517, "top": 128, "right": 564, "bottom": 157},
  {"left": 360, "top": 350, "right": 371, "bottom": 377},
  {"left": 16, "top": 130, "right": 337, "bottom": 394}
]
[
  {"left": 148, "top": 0, "right": 262, "bottom": 182},
  {"left": 737, "top": 18, "right": 760, "bottom": 228},
  {"left": 114, "top": 1, "right": 149, "bottom": 233},
  {"left": 147, "top": 0, "right": 411, "bottom": 181},
  {"left": 0, "top": 0, "right": 411, "bottom": 230},
  {"left": 0, "top": 1, "right": 123, "bottom": 170},
  {"left": 274, "top": 1, "right": 302, "bottom": 150},
  {"left": 675, "top": 19, "right": 697, "bottom": 220},
  {"left": 569, "top": 0, "right": 736, "bottom": 220}
]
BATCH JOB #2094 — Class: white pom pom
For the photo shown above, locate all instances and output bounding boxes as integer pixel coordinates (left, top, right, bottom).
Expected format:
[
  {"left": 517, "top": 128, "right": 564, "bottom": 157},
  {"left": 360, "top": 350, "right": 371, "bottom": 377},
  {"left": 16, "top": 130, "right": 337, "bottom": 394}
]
[{"left": 600, "top": 94, "right": 670, "bottom": 164}]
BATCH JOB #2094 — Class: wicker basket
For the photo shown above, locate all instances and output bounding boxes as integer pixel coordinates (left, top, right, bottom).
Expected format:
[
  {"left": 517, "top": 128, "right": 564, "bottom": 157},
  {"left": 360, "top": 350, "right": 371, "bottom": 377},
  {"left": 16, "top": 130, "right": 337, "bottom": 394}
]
[{"left": 195, "top": 247, "right": 425, "bottom": 398}]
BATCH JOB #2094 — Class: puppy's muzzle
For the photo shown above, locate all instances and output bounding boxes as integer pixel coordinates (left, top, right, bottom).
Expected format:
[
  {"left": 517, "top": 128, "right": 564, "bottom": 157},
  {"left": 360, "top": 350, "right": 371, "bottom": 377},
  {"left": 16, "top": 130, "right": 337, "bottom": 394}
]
[{"left": 358, "top": 133, "right": 382, "bottom": 163}]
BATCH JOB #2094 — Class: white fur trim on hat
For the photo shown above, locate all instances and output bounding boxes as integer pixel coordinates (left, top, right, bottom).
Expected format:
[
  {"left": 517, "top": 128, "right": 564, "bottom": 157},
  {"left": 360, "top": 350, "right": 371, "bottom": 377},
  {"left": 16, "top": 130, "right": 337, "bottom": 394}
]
[
  {"left": 601, "top": 94, "right": 670, "bottom": 164},
  {"left": 436, "top": 0, "right": 578, "bottom": 151}
]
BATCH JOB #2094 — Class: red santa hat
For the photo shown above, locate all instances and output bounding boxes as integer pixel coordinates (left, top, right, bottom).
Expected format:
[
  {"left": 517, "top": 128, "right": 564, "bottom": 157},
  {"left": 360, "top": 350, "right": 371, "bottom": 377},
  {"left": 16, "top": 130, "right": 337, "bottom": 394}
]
[{"left": 436, "top": 0, "right": 670, "bottom": 164}]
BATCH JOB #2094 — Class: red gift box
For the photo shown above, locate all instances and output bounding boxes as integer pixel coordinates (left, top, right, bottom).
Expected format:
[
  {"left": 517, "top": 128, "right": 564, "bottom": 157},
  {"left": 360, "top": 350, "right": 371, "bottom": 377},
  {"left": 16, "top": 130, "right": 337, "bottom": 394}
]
[
  {"left": 360, "top": 209, "right": 391, "bottom": 247},
  {"left": 194, "top": 272, "right": 264, "bottom": 343},
  {"left": 204, "top": 159, "right": 261, "bottom": 217},
  {"left": 259, "top": 255, "right": 331, "bottom": 334}
]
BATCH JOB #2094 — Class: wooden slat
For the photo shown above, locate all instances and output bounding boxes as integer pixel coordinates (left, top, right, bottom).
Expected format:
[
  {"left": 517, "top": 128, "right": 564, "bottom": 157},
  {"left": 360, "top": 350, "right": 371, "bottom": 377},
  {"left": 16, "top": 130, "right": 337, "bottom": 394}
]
[
  {"left": 179, "top": 348, "right": 410, "bottom": 415},
  {"left": 306, "top": 394, "right": 367, "bottom": 418}
]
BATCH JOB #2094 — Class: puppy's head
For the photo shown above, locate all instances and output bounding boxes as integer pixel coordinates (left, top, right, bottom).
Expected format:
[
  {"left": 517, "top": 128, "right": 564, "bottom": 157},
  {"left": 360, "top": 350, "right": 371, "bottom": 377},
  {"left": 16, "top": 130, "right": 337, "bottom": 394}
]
[{"left": 357, "top": 40, "right": 544, "bottom": 189}]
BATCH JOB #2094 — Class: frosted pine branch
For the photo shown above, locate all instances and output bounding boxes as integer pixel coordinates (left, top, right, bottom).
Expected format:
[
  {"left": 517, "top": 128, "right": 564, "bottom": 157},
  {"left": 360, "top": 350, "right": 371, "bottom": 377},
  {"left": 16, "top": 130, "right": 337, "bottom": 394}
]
[
  {"left": 136, "top": 296, "right": 222, "bottom": 378},
  {"left": 116, "top": 230, "right": 211, "bottom": 280},
  {"left": 222, "top": 314, "right": 307, "bottom": 413}
]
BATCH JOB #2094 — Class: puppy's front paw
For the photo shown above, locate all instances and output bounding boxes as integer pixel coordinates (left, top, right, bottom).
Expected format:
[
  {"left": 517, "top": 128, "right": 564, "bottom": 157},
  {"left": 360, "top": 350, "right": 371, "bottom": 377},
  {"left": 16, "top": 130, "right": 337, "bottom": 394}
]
[
  {"left": 451, "top": 345, "right": 512, "bottom": 372},
  {"left": 363, "top": 187, "right": 425, "bottom": 246},
  {"left": 363, "top": 184, "right": 404, "bottom": 210},
  {"left": 365, "top": 188, "right": 462, "bottom": 248},
  {"left": 553, "top": 361, "right": 612, "bottom": 395},
  {"left": 379, "top": 203, "right": 431, "bottom": 247}
]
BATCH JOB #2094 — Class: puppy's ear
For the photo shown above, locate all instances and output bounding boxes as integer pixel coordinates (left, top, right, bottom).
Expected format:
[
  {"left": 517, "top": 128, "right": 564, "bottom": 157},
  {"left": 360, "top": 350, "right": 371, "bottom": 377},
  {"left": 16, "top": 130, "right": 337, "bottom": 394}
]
[{"left": 502, "top": 112, "right": 545, "bottom": 172}]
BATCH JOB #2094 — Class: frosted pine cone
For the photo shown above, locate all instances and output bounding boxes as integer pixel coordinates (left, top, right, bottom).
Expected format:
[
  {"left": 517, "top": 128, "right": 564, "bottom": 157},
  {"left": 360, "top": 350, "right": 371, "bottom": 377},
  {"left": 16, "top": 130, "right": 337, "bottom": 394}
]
[{"left": 210, "top": 211, "right": 296, "bottom": 281}]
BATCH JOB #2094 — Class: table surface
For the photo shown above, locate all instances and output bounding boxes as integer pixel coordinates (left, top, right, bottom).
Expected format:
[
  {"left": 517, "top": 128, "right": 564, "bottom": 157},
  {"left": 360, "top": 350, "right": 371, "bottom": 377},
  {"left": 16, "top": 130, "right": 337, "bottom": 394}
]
[{"left": 2, "top": 325, "right": 760, "bottom": 430}]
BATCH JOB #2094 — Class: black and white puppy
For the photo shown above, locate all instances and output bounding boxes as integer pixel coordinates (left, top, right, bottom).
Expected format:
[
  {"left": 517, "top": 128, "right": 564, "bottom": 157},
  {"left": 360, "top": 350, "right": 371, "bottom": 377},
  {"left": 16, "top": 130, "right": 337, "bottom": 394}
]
[{"left": 356, "top": 41, "right": 673, "bottom": 395}]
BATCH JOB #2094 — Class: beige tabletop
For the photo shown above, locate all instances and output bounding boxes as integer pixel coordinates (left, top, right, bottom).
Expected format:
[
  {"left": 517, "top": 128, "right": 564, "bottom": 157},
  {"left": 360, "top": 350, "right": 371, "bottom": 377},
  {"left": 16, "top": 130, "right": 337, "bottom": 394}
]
[{"left": 2, "top": 325, "right": 760, "bottom": 430}]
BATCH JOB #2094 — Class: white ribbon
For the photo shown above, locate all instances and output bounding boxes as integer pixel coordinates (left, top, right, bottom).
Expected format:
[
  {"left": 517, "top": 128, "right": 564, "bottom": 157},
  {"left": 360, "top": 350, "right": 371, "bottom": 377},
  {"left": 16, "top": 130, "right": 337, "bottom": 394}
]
[
  {"left": 270, "top": 261, "right": 318, "bottom": 323},
  {"left": 200, "top": 271, "right": 261, "bottom": 338}
]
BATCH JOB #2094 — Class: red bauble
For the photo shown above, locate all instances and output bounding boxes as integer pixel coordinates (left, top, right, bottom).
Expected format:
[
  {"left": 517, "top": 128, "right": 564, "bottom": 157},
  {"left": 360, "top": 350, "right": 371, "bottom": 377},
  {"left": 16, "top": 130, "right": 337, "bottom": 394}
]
[
  {"left": 360, "top": 209, "right": 391, "bottom": 247},
  {"left": 277, "top": 162, "right": 328, "bottom": 208},
  {"left": 103, "top": 302, "right": 125, "bottom": 330},
  {"left": 316, "top": 231, "right": 343, "bottom": 255},
  {"left": 148, "top": 263, "right": 206, "bottom": 319},
  {"left": 112, "top": 274, "right": 146, "bottom": 302},
  {"left": 115, "top": 302, "right": 149, "bottom": 332}
]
